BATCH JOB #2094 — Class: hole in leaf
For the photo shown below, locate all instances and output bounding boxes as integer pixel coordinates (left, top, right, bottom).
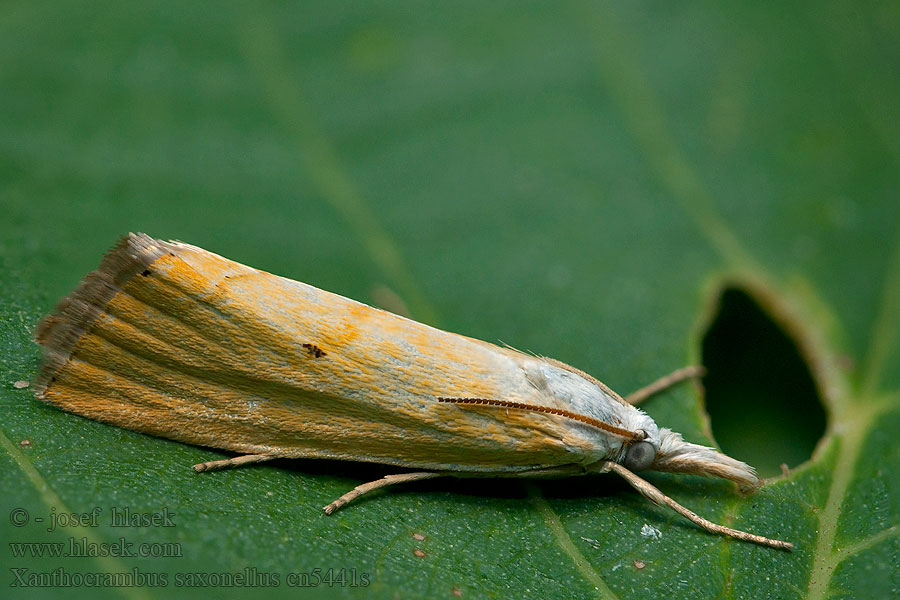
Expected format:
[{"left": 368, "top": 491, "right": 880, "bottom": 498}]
[{"left": 701, "top": 287, "right": 825, "bottom": 477}]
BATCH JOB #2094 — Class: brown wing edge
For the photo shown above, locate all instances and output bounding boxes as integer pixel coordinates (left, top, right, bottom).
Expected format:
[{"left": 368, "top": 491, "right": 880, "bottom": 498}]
[{"left": 33, "top": 233, "right": 171, "bottom": 401}]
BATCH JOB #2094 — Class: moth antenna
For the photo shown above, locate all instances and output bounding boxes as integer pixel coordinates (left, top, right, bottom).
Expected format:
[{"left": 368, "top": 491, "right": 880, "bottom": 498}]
[{"left": 437, "top": 397, "right": 642, "bottom": 441}]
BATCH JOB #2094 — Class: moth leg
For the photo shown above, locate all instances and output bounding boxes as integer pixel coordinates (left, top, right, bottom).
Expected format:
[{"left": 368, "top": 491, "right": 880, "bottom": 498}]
[
  {"left": 192, "top": 454, "right": 276, "bottom": 473},
  {"left": 624, "top": 365, "right": 705, "bottom": 406},
  {"left": 323, "top": 472, "right": 444, "bottom": 515},
  {"left": 603, "top": 461, "right": 793, "bottom": 550}
]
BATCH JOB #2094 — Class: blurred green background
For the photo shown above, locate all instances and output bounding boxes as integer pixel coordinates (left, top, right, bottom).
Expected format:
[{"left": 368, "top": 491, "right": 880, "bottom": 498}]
[{"left": 2, "top": 1, "right": 899, "bottom": 599}]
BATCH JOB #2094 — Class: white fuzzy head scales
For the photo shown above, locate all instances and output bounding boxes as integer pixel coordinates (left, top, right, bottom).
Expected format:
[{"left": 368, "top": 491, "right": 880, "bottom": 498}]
[{"left": 649, "top": 428, "right": 760, "bottom": 490}]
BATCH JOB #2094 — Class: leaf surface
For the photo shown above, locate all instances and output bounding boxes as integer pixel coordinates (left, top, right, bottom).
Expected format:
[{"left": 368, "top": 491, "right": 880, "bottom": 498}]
[{"left": 2, "top": 2, "right": 898, "bottom": 598}]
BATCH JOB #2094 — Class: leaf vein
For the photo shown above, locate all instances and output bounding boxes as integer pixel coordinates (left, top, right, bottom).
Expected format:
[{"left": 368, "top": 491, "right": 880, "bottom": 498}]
[
  {"left": 234, "top": 9, "right": 440, "bottom": 326},
  {"left": 525, "top": 482, "right": 619, "bottom": 600},
  {"left": 0, "top": 428, "right": 152, "bottom": 600}
]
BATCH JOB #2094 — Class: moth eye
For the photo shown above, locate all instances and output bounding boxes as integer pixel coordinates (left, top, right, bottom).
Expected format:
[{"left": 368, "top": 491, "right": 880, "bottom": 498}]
[{"left": 623, "top": 441, "right": 655, "bottom": 471}]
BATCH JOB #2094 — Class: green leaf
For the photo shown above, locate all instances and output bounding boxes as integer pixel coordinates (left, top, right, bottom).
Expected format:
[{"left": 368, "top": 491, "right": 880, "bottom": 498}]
[{"left": 2, "top": 1, "right": 898, "bottom": 598}]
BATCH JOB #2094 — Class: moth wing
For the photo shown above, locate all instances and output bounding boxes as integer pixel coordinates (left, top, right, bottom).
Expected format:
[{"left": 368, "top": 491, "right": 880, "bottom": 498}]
[{"left": 36, "top": 234, "right": 596, "bottom": 472}]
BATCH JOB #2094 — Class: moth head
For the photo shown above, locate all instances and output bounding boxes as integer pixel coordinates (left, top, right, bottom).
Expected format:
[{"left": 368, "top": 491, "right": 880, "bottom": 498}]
[{"left": 620, "top": 428, "right": 760, "bottom": 491}]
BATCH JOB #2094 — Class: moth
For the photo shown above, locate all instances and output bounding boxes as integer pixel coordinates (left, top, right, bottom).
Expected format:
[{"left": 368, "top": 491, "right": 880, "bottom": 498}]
[{"left": 34, "top": 233, "right": 792, "bottom": 550}]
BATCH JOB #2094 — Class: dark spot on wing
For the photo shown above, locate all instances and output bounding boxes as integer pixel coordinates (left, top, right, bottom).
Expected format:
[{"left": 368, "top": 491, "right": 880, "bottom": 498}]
[{"left": 302, "top": 343, "right": 326, "bottom": 358}]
